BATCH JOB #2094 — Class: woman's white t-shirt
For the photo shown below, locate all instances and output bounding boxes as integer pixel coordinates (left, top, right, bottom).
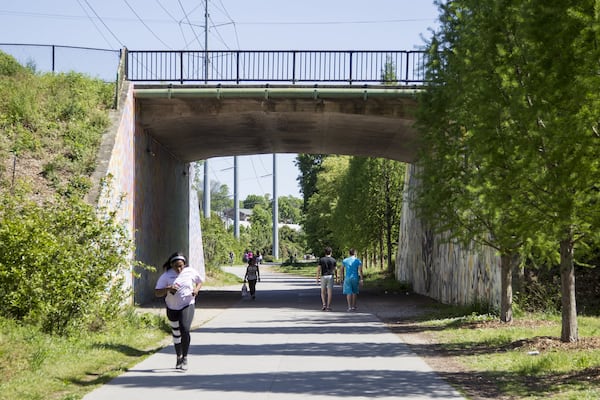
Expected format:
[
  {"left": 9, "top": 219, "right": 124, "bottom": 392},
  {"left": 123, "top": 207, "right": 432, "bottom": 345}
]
[{"left": 155, "top": 266, "right": 203, "bottom": 310}]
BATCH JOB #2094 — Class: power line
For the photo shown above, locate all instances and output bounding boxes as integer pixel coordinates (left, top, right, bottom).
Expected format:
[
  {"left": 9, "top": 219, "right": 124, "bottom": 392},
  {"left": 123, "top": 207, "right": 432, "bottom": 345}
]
[
  {"left": 236, "top": 18, "right": 434, "bottom": 26},
  {"left": 214, "top": 0, "right": 240, "bottom": 49},
  {"left": 0, "top": 10, "right": 433, "bottom": 27},
  {"left": 155, "top": 0, "right": 191, "bottom": 49},
  {"left": 249, "top": 156, "right": 266, "bottom": 195},
  {"left": 76, "top": 0, "right": 114, "bottom": 49},
  {"left": 124, "top": 0, "right": 172, "bottom": 49},
  {"left": 177, "top": 0, "right": 204, "bottom": 50},
  {"left": 208, "top": 15, "right": 232, "bottom": 50},
  {"left": 80, "top": 0, "right": 123, "bottom": 48}
]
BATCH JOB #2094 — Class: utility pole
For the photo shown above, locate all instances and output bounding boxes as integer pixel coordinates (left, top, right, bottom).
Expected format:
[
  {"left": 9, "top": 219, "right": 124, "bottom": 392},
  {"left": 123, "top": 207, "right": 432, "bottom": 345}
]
[
  {"left": 272, "top": 154, "right": 279, "bottom": 259},
  {"left": 204, "top": 0, "right": 208, "bottom": 83},
  {"left": 203, "top": 160, "right": 210, "bottom": 218},
  {"left": 201, "top": 1, "right": 210, "bottom": 214},
  {"left": 234, "top": 156, "right": 240, "bottom": 238}
]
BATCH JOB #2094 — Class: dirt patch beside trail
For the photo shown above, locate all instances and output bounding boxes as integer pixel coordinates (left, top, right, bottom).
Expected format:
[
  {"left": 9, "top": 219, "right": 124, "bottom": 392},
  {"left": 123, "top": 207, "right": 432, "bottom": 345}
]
[{"left": 360, "top": 290, "right": 600, "bottom": 400}]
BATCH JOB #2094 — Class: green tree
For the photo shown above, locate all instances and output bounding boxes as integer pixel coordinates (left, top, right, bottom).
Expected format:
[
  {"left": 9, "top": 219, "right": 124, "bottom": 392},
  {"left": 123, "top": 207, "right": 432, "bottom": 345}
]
[
  {"left": 193, "top": 163, "right": 234, "bottom": 215},
  {"left": 243, "top": 194, "right": 269, "bottom": 210},
  {"left": 381, "top": 55, "right": 399, "bottom": 85},
  {"left": 295, "top": 154, "right": 327, "bottom": 213},
  {"left": 510, "top": 0, "right": 600, "bottom": 341},
  {"left": 211, "top": 183, "right": 233, "bottom": 214},
  {"left": 304, "top": 156, "right": 349, "bottom": 255},
  {"left": 278, "top": 195, "right": 302, "bottom": 224},
  {"left": 334, "top": 157, "right": 405, "bottom": 272},
  {"left": 416, "top": 0, "right": 530, "bottom": 323},
  {"left": 201, "top": 212, "right": 235, "bottom": 267},
  {"left": 248, "top": 204, "right": 272, "bottom": 256},
  {"left": 279, "top": 225, "right": 306, "bottom": 260},
  {"left": 417, "top": 0, "right": 600, "bottom": 337}
]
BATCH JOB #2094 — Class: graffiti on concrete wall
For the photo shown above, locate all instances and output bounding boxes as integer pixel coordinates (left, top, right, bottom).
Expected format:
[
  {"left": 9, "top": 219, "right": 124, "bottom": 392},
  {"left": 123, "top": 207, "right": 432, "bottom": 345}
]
[{"left": 397, "top": 164, "right": 501, "bottom": 308}]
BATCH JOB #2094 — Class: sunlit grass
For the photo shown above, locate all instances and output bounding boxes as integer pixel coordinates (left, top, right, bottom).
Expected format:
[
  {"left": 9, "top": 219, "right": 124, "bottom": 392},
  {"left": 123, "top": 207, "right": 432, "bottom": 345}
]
[
  {"left": 415, "top": 310, "right": 600, "bottom": 399},
  {"left": 0, "top": 310, "right": 167, "bottom": 399}
]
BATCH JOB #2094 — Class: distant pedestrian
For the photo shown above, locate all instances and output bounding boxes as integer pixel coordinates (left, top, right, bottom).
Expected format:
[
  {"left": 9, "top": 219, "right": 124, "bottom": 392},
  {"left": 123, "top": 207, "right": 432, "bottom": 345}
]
[
  {"left": 316, "top": 246, "right": 337, "bottom": 311},
  {"left": 229, "top": 251, "right": 234, "bottom": 265},
  {"left": 341, "top": 248, "right": 363, "bottom": 312},
  {"left": 244, "top": 256, "right": 260, "bottom": 300},
  {"left": 154, "top": 252, "right": 203, "bottom": 370}
]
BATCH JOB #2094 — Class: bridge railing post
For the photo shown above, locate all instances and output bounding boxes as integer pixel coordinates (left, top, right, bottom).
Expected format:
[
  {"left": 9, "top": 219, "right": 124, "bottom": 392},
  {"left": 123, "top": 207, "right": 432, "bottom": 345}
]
[
  {"left": 292, "top": 51, "right": 296, "bottom": 84},
  {"left": 236, "top": 51, "right": 240, "bottom": 84},
  {"left": 349, "top": 51, "right": 353, "bottom": 85},
  {"left": 405, "top": 51, "right": 410, "bottom": 84},
  {"left": 179, "top": 51, "right": 184, "bottom": 85}
]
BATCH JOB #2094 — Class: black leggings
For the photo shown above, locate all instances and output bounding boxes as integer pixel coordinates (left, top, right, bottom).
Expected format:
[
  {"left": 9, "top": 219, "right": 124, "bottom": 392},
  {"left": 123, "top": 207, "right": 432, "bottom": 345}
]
[
  {"left": 166, "top": 304, "right": 195, "bottom": 358},
  {"left": 248, "top": 279, "right": 257, "bottom": 296}
]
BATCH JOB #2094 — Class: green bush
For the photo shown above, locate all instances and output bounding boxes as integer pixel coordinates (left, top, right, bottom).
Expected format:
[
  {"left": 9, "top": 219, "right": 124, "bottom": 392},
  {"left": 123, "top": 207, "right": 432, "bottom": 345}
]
[
  {"left": 201, "top": 212, "right": 241, "bottom": 270},
  {"left": 0, "top": 55, "right": 132, "bottom": 337},
  {"left": 0, "top": 190, "right": 132, "bottom": 335},
  {"left": 0, "top": 52, "right": 27, "bottom": 77}
]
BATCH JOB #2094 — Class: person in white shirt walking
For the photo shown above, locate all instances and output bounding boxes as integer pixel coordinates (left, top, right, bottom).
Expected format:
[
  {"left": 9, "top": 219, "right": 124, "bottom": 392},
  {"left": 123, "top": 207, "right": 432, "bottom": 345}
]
[{"left": 316, "top": 246, "right": 337, "bottom": 311}]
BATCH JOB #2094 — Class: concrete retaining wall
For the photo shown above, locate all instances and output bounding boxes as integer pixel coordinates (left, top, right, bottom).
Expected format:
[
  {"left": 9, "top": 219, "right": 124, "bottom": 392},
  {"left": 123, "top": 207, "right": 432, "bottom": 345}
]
[
  {"left": 396, "top": 164, "right": 502, "bottom": 308},
  {"left": 90, "top": 82, "right": 205, "bottom": 305}
]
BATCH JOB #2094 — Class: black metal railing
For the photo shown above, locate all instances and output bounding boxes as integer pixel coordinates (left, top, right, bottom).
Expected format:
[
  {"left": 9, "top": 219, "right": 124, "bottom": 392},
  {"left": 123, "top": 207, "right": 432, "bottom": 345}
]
[
  {"left": 0, "top": 43, "right": 121, "bottom": 82},
  {"left": 0, "top": 45, "right": 430, "bottom": 86},
  {"left": 126, "top": 50, "right": 428, "bottom": 85}
]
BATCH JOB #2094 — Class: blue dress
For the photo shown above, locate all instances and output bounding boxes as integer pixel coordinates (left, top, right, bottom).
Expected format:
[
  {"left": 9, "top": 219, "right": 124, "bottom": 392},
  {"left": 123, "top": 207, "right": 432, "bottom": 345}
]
[{"left": 342, "top": 256, "right": 362, "bottom": 294}]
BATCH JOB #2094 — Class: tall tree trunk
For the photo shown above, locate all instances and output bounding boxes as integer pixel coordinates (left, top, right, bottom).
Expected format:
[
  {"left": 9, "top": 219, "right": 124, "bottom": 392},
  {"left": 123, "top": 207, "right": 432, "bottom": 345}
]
[
  {"left": 500, "top": 252, "right": 516, "bottom": 323},
  {"left": 379, "top": 234, "right": 384, "bottom": 269},
  {"left": 560, "top": 236, "right": 578, "bottom": 342}
]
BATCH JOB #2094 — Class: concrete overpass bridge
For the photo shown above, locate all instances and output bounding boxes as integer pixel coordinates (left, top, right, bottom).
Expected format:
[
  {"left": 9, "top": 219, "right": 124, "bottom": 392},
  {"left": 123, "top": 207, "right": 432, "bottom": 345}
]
[
  {"left": 92, "top": 49, "right": 500, "bottom": 307},
  {"left": 135, "top": 85, "right": 420, "bottom": 163}
]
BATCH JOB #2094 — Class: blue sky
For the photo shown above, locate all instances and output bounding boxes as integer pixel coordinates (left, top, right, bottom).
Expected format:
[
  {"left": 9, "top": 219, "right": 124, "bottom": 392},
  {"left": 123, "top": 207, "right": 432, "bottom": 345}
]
[{"left": 0, "top": 0, "right": 439, "bottom": 199}]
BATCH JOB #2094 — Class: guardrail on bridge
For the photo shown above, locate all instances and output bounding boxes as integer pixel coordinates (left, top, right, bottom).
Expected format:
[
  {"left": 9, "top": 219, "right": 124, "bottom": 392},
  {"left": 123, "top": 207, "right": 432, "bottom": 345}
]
[{"left": 126, "top": 49, "right": 428, "bottom": 85}]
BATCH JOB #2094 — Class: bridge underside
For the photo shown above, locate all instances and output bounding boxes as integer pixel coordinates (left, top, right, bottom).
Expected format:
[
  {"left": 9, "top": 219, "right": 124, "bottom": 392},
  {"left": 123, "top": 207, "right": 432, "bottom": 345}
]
[{"left": 134, "top": 85, "right": 421, "bottom": 163}]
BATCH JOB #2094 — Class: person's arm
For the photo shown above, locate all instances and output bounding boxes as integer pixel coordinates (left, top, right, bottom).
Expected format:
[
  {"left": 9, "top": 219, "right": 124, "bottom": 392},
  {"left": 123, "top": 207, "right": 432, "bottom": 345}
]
[
  {"left": 155, "top": 273, "right": 175, "bottom": 297},
  {"left": 359, "top": 264, "right": 364, "bottom": 285},
  {"left": 192, "top": 279, "right": 203, "bottom": 297},
  {"left": 155, "top": 284, "right": 176, "bottom": 297},
  {"left": 316, "top": 264, "right": 322, "bottom": 282},
  {"left": 257, "top": 265, "right": 261, "bottom": 281}
]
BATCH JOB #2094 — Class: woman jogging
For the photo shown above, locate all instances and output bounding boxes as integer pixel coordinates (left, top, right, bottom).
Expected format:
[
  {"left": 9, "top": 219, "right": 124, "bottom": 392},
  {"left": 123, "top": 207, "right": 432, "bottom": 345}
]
[{"left": 155, "top": 252, "right": 203, "bottom": 370}]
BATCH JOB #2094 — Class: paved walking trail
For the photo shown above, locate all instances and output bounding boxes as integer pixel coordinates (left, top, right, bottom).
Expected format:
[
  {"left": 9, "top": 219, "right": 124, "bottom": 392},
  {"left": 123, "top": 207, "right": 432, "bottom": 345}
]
[{"left": 84, "top": 266, "right": 464, "bottom": 400}]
